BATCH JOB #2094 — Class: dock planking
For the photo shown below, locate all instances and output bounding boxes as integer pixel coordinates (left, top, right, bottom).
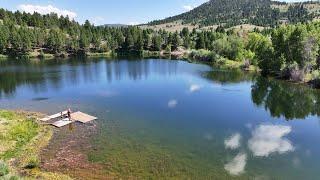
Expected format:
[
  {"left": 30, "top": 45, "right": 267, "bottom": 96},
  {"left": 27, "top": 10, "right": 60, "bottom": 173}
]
[
  {"left": 39, "top": 111, "right": 97, "bottom": 127},
  {"left": 71, "top": 111, "right": 97, "bottom": 123},
  {"left": 52, "top": 118, "right": 73, "bottom": 127},
  {"left": 40, "top": 111, "right": 67, "bottom": 121}
]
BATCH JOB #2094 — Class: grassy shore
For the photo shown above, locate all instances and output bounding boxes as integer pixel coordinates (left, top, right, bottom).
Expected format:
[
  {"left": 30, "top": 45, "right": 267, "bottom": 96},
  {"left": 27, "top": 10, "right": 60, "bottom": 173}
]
[
  {"left": 0, "top": 110, "right": 71, "bottom": 179},
  {"left": 0, "top": 54, "right": 8, "bottom": 59},
  {"left": 86, "top": 51, "right": 113, "bottom": 57}
]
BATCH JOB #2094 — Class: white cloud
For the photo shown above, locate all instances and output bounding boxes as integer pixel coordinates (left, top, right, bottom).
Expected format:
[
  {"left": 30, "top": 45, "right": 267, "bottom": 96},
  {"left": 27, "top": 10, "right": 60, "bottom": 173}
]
[
  {"left": 225, "top": 133, "right": 241, "bottom": 150},
  {"left": 183, "top": 5, "right": 194, "bottom": 11},
  {"left": 18, "top": 4, "right": 77, "bottom": 19},
  {"left": 248, "top": 125, "right": 294, "bottom": 157},
  {"left": 168, "top": 99, "right": 178, "bottom": 108},
  {"left": 189, "top": 84, "right": 201, "bottom": 93},
  {"left": 224, "top": 153, "right": 247, "bottom": 176}
]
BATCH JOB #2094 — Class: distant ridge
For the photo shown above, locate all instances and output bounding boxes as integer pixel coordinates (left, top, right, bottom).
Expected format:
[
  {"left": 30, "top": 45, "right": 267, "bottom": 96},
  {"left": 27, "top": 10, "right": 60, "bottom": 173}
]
[
  {"left": 101, "top": 24, "right": 128, "bottom": 28},
  {"left": 149, "top": 0, "right": 320, "bottom": 28}
]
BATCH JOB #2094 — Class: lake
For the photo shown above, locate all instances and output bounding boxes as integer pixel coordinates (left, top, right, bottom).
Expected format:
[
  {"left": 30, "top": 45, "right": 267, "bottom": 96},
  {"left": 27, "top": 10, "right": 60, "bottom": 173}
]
[{"left": 1, "top": 58, "right": 320, "bottom": 179}]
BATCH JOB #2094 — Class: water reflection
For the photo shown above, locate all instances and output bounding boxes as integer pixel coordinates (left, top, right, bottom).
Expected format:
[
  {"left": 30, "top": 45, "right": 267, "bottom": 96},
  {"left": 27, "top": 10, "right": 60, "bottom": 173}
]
[
  {"left": 1, "top": 58, "right": 319, "bottom": 178},
  {"left": 189, "top": 84, "right": 201, "bottom": 93},
  {"left": 248, "top": 124, "right": 294, "bottom": 157},
  {"left": 206, "top": 69, "right": 255, "bottom": 84},
  {"left": 0, "top": 58, "right": 180, "bottom": 98},
  {"left": 168, "top": 99, "right": 178, "bottom": 108},
  {"left": 1, "top": 59, "right": 320, "bottom": 121},
  {"left": 224, "top": 124, "right": 294, "bottom": 176},
  {"left": 251, "top": 77, "right": 320, "bottom": 120},
  {"left": 224, "top": 153, "right": 247, "bottom": 175},
  {"left": 224, "top": 133, "right": 241, "bottom": 150},
  {"left": 205, "top": 69, "right": 320, "bottom": 120},
  {"left": 0, "top": 71, "right": 46, "bottom": 98}
]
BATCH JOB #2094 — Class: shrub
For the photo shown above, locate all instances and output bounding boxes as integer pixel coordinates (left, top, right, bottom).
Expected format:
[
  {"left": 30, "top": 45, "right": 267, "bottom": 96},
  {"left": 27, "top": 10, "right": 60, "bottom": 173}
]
[
  {"left": 0, "top": 161, "right": 9, "bottom": 176},
  {"left": 25, "top": 156, "right": 40, "bottom": 169},
  {"left": 311, "top": 70, "right": 320, "bottom": 80},
  {"left": 281, "top": 62, "right": 305, "bottom": 81},
  {"left": 189, "top": 49, "right": 215, "bottom": 61},
  {"left": 38, "top": 49, "right": 45, "bottom": 58},
  {"left": 24, "top": 155, "right": 39, "bottom": 169}
]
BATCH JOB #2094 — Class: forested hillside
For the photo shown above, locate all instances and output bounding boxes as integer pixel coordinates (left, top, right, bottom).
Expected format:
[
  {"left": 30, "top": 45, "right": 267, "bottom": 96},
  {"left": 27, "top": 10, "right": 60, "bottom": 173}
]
[
  {"left": 0, "top": 7, "right": 320, "bottom": 87},
  {"left": 149, "top": 0, "right": 320, "bottom": 28}
]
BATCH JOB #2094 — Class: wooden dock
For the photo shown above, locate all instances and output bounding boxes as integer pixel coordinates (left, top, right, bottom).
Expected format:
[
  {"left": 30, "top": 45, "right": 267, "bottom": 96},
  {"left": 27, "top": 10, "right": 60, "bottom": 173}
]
[
  {"left": 71, "top": 111, "right": 97, "bottom": 123},
  {"left": 52, "top": 118, "right": 73, "bottom": 127},
  {"left": 40, "top": 111, "right": 97, "bottom": 128},
  {"left": 40, "top": 111, "right": 68, "bottom": 121}
]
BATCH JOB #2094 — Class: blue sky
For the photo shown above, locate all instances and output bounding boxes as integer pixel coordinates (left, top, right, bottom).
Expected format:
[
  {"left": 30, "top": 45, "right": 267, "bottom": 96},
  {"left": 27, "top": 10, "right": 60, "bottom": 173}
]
[{"left": 0, "top": 0, "right": 310, "bottom": 25}]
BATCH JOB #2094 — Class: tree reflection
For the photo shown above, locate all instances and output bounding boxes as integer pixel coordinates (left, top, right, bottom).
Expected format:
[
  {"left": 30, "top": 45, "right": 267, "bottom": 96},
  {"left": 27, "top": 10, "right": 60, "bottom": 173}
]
[
  {"left": 252, "top": 77, "right": 320, "bottom": 120},
  {"left": 205, "top": 69, "right": 254, "bottom": 84},
  {"left": 0, "top": 58, "right": 179, "bottom": 98},
  {"left": 0, "top": 71, "right": 46, "bottom": 98}
]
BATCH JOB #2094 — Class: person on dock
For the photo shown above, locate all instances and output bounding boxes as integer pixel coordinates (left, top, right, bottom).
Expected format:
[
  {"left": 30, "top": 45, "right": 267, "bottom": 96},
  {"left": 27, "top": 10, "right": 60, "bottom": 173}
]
[{"left": 67, "top": 108, "right": 72, "bottom": 121}]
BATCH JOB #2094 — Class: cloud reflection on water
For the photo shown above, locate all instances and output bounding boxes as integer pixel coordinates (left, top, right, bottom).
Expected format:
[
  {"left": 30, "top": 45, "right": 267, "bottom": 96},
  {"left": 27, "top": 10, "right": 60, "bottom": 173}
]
[
  {"left": 223, "top": 124, "right": 295, "bottom": 176},
  {"left": 224, "top": 153, "right": 247, "bottom": 175},
  {"left": 224, "top": 133, "right": 241, "bottom": 150},
  {"left": 189, "top": 84, "right": 201, "bottom": 93},
  {"left": 248, "top": 125, "right": 294, "bottom": 157},
  {"left": 168, "top": 99, "right": 178, "bottom": 108}
]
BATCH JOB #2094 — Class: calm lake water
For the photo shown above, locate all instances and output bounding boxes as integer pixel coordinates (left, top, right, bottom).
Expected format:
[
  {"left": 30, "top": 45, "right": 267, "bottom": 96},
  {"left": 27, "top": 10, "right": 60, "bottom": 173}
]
[{"left": 1, "top": 58, "right": 320, "bottom": 179}]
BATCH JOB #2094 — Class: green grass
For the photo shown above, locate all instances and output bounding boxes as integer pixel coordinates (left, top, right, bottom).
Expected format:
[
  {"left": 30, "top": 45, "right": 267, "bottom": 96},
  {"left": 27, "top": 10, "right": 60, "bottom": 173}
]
[
  {"left": 0, "top": 161, "right": 9, "bottom": 176},
  {"left": 0, "top": 54, "right": 8, "bottom": 59},
  {"left": 86, "top": 52, "right": 113, "bottom": 57},
  {"left": 0, "top": 111, "right": 39, "bottom": 160},
  {"left": 142, "top": 50, "right": 161, "bottom": 57},
  {"left": 0, "top": 110, "right": 72, "bottom": 179}
]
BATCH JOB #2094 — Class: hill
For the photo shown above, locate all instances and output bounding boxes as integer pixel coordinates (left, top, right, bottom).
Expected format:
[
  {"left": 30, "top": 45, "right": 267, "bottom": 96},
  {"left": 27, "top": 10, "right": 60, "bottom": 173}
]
[
  {"left": 148, "top": 0, "right": 320, "bottom": 29},
  {"left": 101, "top": 24, "right": 128, "bottom": 28}
]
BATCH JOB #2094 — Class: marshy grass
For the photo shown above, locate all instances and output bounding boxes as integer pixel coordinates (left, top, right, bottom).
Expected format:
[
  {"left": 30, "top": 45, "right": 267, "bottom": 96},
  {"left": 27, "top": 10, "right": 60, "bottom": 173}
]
[
  {"left": 0, "top": 110, "right": 71, "bottom": 179},
  {"left": 0, "top": 54, "right": 8, "bottom": 59},
  {"left": 86, "top": 52, "right": 113, "bottom": 57}
]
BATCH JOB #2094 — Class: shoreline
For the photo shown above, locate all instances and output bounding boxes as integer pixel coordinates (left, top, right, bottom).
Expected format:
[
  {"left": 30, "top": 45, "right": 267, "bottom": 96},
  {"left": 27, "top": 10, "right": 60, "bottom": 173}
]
[
  {"left": 0, "top": 109, "right": 71, "bottom": 179},
  {"left": 0, "top": 51, "right": 114, "bottom": 60},
  {"left": 1, "top": 51, "right": 319, "bottom": 89}
]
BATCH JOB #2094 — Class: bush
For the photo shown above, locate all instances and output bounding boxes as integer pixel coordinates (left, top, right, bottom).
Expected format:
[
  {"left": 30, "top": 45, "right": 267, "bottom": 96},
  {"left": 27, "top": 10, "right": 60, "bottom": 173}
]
[
  {"left": 281, "top": 62, "right": 304, "bottom": 81},
  {"left": 189, "top": 49, "right": 215, "bottom": 61},
  {"left": 0, "top": 161, "right": 9, "bottom": 176},
  {"left": 311, "top": 70, "right": 320, "bottom": 80},
  {"left": 24, "top": 156, "right": 39, "bottom": 169}
]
